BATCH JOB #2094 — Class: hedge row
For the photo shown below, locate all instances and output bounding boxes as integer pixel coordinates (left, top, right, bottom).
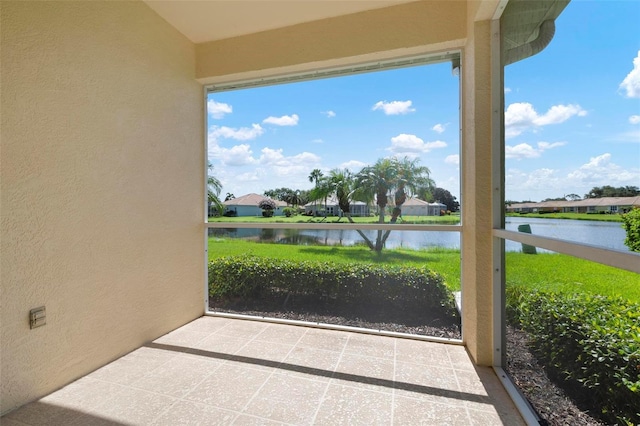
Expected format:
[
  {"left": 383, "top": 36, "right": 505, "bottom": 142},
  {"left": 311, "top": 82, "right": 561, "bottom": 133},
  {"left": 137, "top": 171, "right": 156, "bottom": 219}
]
[
  {"left": 507, "top": 286, "right": 640, "bottom": 425},
  {"left": 208, "top": 255, "right": 457, "bottom": 315}
]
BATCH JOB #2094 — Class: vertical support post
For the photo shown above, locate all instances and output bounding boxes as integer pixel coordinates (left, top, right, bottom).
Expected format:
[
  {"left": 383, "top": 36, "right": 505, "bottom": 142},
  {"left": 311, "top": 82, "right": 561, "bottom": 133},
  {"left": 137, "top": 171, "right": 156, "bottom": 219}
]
[{"left": 490, "top": 18, "right": 506, "bottom": 367}]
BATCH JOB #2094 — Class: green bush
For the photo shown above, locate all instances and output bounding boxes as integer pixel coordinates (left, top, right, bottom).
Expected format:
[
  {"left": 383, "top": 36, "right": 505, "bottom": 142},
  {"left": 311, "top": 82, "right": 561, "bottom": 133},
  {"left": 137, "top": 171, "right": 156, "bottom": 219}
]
[
  {"left": 283, "top": 207, "right": 297, "bottom": 217},
  {"left": 507, "top": 286, "right": 640, "bottom": 425},
  {"left": 208, "top": 255, "right": 457, "bottom": 315},
  {"left": 622, "top": 207, "right": 640, "bottom": 252}
]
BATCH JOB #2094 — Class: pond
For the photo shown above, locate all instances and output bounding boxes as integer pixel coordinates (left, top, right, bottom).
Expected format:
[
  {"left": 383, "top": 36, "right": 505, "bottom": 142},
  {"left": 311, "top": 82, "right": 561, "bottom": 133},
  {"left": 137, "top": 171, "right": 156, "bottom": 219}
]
[{"left": 208, "top": 217, "right": 629, "bottom": 252}]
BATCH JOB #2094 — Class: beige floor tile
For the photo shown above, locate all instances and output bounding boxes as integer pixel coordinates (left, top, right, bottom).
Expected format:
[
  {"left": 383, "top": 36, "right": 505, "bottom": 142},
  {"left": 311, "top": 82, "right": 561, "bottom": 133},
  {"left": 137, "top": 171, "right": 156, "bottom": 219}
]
[
  {"left": 193, "top": 334, "right": 250, "bottom": 356},
  {"left": 215, "top": 319, "right": 269, "bottom": 339},
  {"left": 0, "top": 418, "right": 31, "bottom": 426},
  {"left": 1, "top": 401, "right": 84, "bottom": 426},
  {"left": 182, "top": 316, "right": 238, "bottom": 333},
  {"left": 313, "top": 384, "right": 392, "bottom": 425},
  {"left": 393, "top": 395, "right": 471, "bottom": 425},
  {"left": 184, "top": 364, "right": 272, "bottom": 411},
  {"left": 82, "top": 386, "right": 176, "bottom": 425},
  {"left": 254, "top": 322, "right": 309, "bottom": 345},
  {"left": 234, "top": 340, "right": 295, "bottom": 365},
  {"left": 296, "top": 328, "right": 349, "bottom": 352},
  {"left": 150, "top": 400, "right": 238, "bottom": 425},
  {"left": 280, "top": 346, "right": 341, "bottom": 381},
  {"left": 153, "top": 329, "right": 214, "bottom": 346},
  {"left": 232, "top": 414, "right": 288, "bottom": 425},
  {"left": 395, "top": 339, "right": 452, "bottom": 367},
  {"left": 243, "top": 373, "right": 328, "bottom": 425},
  {"left": 131, "top": 353, "right": 223, "bottom": 398},
  {"left": 86, "top": 347, "right": 177, "bottom": 385},
  {"left": 332, "top": 353, "right": 395, "bottom": 393},
  {"left": 394, "top": 362, "right": 464, "bottom": 407},
  {"left": 343, "top": 333, "right": 396, "bottom": 359},
  {"left": 446, "top": 345, "right": 476, "bottom": 371}
]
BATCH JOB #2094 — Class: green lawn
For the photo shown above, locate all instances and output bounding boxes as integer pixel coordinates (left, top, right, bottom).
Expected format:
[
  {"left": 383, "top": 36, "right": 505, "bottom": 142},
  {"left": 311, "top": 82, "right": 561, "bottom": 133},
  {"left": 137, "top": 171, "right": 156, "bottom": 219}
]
[
  {"left": 506, "top": 212, "right": 624, "bottom": 222},
  {"left": 208, "top": 214, "right": 461, "bottom": 225},
  {"left": 208, "top": 238, "right": 640, "bottom": 302}
]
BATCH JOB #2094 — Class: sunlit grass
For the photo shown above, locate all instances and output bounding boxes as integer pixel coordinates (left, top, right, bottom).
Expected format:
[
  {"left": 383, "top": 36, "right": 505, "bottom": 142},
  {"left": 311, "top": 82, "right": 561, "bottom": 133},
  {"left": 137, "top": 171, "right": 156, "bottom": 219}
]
[{"left": 207, "top": 238, "right": 640, "bottom": 301}]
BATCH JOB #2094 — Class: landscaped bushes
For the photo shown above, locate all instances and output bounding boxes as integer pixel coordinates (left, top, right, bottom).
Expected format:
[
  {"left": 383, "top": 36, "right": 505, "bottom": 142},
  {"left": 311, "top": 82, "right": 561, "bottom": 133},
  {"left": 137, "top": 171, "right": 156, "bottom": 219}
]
[
  {"left": 208, "top": 256, "right": 457, "bottom": 315},
  {"left": 622, "top": 207, "right": 640, "bottom": 252},
  {"left": 507, "top": 286, "right": 640, "bottom": 425}
]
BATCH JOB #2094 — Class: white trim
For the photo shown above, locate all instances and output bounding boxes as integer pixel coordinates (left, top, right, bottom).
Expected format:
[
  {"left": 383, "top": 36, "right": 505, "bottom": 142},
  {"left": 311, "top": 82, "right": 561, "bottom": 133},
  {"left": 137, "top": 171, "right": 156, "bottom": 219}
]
[
  {"left": 205, "top": 51, "right": 461, "bottom": 93},
  {"left": 493, "top": 367, "right": 542, "bottom": 426},
  {"left": 493, "top": 229, "right": 640, "bottom": 274},
  {"left": 205, "top": 312, "right": 463, "bottom": 345}
]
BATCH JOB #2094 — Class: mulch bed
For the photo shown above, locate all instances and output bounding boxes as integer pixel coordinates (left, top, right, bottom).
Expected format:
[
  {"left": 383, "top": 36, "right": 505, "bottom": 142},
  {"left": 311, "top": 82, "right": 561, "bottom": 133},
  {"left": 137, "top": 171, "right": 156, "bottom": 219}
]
[{"left": 210, "top": 295, "right": 607, "bottom": 425}]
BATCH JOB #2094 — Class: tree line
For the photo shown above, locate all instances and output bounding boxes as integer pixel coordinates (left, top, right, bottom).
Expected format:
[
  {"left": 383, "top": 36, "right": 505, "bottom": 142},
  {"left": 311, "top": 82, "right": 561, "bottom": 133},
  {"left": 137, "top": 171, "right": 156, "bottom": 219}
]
[
  {"left": 506, "top": 186, "right": 640, "bottom": 204},
  {"left": 208, "top": 157, "right": 460, "bottom": 252}
]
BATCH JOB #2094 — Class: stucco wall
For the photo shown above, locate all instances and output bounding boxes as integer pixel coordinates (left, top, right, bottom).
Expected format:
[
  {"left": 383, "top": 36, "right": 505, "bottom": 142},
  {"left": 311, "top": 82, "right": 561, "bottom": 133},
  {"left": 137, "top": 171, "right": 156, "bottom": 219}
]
[
  {"left": 196, "top": 1, "right": 467, "bottom": 84},
  {"left": 1, "top": 1, "right": 203, "bottom": 413}
]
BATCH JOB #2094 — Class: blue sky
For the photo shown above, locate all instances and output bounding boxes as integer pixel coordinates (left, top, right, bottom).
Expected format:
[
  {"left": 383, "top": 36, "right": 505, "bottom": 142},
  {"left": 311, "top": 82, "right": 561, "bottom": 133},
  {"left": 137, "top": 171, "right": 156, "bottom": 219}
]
[{"left": 207, "top": 0, "right": 639, "bottom": 203}]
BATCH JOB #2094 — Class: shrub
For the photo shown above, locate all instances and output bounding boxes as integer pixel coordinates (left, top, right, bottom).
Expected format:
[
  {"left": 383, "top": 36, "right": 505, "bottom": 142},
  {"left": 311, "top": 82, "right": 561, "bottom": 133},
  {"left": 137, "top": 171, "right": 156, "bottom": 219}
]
[
  {"left": 622, "top": 207, "right": 640, "bottom": 252},
  {"left": 283, "top": 207, "right": 297, "bottom": 217},
  {"left": 208, "top": 256, "right": 457, "bottom": 316},
  {"left": 507, "top": 286, "right": 640, "bottom": 425}
]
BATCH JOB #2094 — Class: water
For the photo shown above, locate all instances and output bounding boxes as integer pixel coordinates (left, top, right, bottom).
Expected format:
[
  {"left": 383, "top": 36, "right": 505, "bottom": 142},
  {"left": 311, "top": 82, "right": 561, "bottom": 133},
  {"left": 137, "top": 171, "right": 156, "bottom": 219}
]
[{"left": 208, "top": 217, "right": 629, "bottom": 252}]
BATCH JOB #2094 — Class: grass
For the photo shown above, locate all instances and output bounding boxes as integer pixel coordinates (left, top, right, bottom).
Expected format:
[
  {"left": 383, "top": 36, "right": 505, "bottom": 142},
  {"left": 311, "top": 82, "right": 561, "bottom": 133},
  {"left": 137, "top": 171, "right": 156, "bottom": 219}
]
[
  {"left": 209, "top": 214, "right": 461, "bottom": 225},
  {"left": 208, "top": 238, "right": 640, "bottom": 302},
  {"left": 507, "top": 212, "right": 624, "bottom": 222}
]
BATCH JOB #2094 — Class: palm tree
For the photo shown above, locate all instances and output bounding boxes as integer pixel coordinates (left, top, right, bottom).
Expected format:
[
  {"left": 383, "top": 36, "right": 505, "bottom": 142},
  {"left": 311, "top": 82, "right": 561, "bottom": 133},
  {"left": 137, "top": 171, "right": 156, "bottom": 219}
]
[
  {"left": 354, "top": 157, "right": 432, "bottom": 252},
  {"left": 207, "top": 164, "right": 223, "bottom": 217},
  {"left": 308, "top": 168, "right": 323, "bottom": 216}
]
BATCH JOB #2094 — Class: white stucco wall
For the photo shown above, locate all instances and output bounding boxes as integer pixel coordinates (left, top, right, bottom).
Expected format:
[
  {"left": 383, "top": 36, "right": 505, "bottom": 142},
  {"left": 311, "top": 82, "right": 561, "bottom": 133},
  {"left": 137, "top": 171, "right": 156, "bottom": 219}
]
[{"left": 1, "top": 1, "right": 203, "bottom": 413}]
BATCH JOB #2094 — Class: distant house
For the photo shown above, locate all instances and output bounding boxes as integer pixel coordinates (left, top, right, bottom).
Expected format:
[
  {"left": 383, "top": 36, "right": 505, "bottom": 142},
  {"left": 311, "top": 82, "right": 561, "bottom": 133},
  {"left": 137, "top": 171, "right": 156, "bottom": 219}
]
[
  {"left": 506, "top": 196, "right": 640, "bottom": 214},
  {"left": 223, "top": 193, "right": 288, "bottom": 217},
  {"left": 401, "top": 198, "right": 447, "bottom": 216},
  {"left": 304, "top": 196, "right": 371, "bottom": 217}
]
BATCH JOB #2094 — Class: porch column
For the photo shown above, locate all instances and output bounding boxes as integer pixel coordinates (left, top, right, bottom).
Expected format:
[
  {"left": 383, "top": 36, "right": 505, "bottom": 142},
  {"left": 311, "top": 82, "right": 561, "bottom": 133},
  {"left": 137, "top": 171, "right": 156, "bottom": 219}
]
[{"left": 461, "top": 18, "right": 502, "bottom": 366}]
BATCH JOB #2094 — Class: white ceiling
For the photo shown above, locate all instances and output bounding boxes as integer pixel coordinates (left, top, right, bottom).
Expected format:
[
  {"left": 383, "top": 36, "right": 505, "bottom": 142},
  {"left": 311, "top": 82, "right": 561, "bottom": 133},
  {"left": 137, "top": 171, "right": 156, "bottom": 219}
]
[{"left": 143, "top": 0, "right": 415, "bottom": 43}]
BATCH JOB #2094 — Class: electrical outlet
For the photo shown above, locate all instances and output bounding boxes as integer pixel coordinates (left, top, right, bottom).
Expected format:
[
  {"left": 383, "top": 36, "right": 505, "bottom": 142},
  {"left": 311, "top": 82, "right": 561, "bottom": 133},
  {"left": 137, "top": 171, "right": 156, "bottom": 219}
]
[{"left": 30, "top": 306, "right": 46, "bottom": 329}]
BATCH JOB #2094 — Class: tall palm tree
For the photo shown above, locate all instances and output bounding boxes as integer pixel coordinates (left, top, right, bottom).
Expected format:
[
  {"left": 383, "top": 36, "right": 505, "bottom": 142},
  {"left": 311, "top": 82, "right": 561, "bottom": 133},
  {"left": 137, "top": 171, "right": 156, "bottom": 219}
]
[
  {"left": 207, "top": 164, "right": 223, "bottom": 217},
  {"left": 354, "top": 157, "right": 432, "bottom": 252},
  {"left": 308, "top": 168, "right": 323, "bottom": 216}
]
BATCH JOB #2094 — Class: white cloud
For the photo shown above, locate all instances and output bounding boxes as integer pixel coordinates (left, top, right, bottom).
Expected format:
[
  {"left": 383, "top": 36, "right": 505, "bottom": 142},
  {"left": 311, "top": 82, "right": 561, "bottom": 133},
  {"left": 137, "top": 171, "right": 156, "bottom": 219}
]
[
  {"left": 629, "top": 115, "right": 640, "bottom": 124},
  {"left": 209, "top": 124, "right": 264, "bottom": 141},
  {"left": 323, "top": 110, "right": 336, "bottom": 118},
  {"left": 387, "top": 134, "right": 447, "bottom": 157},
  {"left": 311, "top": 138, "right": 324, "bottom": 144},
  {"left": 505, "top": 141, "right": 566, "bottom": 160},
  {"left": 567, "top": 153, "right": 640, "bottom": 186},
  {"left": 263, "top": 114, "right": 299, "bottom": 126},
  {"left": 209, "top": 143, "right": 257, "bottom": 166},
  {"left": 505, "top": 102, "right": 587, "bottom": 138},
  {"left": 339, "top": 160, "right": 367, "bottom": 171},
  {"left": 258, "top": 147, "right": 321, "bottom": 176},
  {"left": 504, "top": 87, "right": 512, "bottom": 94},
  {"left": 432, "top": 123, "right": 446, "bottom": 134},
  {"left": 445, "top": 154, "right": 459, "bottom": 166},
  {"left": 619, "top": 50, "right": 640, "bottom": 98},
  {"left": 372, "top": 100, "right": 415, "bottom": 115},
  {"left": 207, "top": 100, "right": 232, "bottom": 119}
]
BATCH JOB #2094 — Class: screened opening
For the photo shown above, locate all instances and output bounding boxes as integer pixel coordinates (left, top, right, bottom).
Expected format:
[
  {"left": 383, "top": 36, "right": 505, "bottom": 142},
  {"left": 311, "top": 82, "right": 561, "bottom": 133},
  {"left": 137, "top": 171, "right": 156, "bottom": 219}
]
[
  {"left": 498, "top": 1, "right": 640, "bottom": 423},
  {"left": 205, "top": 55, "right": 463, "bottom": 340}
]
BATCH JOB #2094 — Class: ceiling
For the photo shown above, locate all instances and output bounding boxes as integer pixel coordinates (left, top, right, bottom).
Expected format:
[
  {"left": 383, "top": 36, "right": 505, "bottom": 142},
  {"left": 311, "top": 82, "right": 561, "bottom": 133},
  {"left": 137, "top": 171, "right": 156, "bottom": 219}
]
[{"left": 143, "top": 0, "right": 415, "bottom": 44}]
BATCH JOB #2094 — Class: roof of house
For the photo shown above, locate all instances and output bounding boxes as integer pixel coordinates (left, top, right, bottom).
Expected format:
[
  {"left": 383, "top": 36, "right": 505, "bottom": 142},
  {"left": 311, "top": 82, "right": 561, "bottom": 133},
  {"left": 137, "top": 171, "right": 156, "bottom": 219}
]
[
  {"left": 508, "top": 196, "right": 640, "bottom": 209},
  {"left": 223, "top": 193, "right": 287, "bottom": 208},
  {"left": 402, "top": 198, "right": 446, "bottom": 207}
]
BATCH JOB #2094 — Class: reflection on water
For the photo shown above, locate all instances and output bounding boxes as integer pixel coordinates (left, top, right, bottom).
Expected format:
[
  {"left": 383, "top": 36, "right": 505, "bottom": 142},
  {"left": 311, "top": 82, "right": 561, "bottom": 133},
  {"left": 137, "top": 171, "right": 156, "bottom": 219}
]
[{"left": 209, "top": 216, "right": 629, "bottom": 252}]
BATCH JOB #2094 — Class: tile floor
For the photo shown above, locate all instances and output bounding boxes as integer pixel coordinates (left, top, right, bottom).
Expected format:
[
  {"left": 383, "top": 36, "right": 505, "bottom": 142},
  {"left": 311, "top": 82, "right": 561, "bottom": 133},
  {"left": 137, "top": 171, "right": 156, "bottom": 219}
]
[{"left": 2, "top": 316, "right": 525, "bottom": 425}]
